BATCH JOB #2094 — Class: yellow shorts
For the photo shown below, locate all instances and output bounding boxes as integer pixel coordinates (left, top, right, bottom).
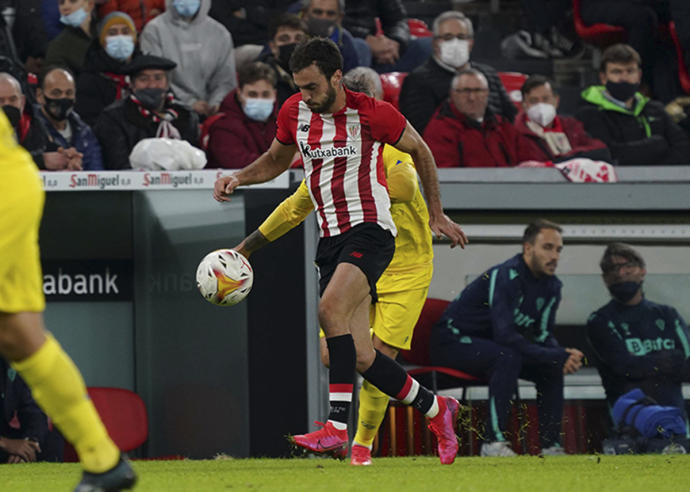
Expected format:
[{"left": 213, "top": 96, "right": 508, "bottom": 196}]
[
  {"left": 368, "top": 286, "right": 428, "bottom": 350},
  {"left": 0, "top": 164, "right": 46, "bottom": 313}
]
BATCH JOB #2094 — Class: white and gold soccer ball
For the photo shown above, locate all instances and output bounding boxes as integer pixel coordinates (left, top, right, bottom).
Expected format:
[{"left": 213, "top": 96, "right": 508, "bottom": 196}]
[{"left": 196, "top": 249, "right": 253, "bottom": 306}]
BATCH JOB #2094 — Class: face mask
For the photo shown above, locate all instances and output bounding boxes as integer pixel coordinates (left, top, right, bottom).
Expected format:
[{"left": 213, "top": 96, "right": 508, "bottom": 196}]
[
  {"left": 60, "top": 7, "right": 88, "bottom": 27},
  {"left": 306, "top": 17, "right": 336, "bottom": 38},
  {"left": 278, "top": 43, "right": 297, "bottom": 71},
  {"left": 43, "top": 96, "right": 74, "bottom": 121},
  {"left": 605, "top": 80, "right": 639, "bottom": 102},
  {"left": 439, "top": 38, "right": 470, "bottom": 68},
  {"left": 173, "top": 0, "right": 200, "bottom": 18},
  {"left": 134, "top": 88, "right": 166, "bottom": 110},
  {"left": 105, "top": 35, "right": 135, "bottom": 61},
  {"left": 2, "top": 104, "right": 21, "bottom": 129},
  {"left": 526, "top": 102, "right": 557, "bottom": 127},
  {"left": 243, "top": 98, "right": 275, "bottom": 122},
  {"left": 608, "top": 281, "right": 642, "bottom": 303}
]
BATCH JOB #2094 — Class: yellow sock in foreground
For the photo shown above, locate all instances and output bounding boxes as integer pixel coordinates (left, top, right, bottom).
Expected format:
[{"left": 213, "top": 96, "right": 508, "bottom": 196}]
[
  {"left": 12, "top": 333, "right": 119, "bottom": 473},
  {"left": 353, "top": 380, "right": 391, "bottom": 448}
]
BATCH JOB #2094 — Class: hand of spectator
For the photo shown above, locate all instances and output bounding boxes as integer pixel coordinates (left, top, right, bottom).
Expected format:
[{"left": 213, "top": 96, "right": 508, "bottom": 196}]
[
  {"left": 213, "top": 174, "right": 240, "bottom": 202},
  {"left": 563, "top": 348, "right": 584, "bottom": 374},
  {"left": 60, "top": 147, "right": 83, "bottom": 171},
  {"left": 383, "top": 37, "right": 400, "bottom": 62},
  {"left": 193, "top": 100, "right": 214, "bottom": 116},
  {"left": 0, "top": 437, "right": 41, "bottom": 463},
  {"left": 367, "top": 35, "right": 400, "bottom": 65},
  {"left": 42, "top": 151, "right": 69, "bottom": 170},
  {"left": 428, "top": 213, "right": 468, "bottom": 249}
]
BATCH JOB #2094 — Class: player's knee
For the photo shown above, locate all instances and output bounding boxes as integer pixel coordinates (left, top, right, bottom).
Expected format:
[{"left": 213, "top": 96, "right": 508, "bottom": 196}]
[
  {"left": 495, "top": 347, "right": 522, "bottom": 372},
  {"left": 355, "top": 347, "right": 376, "bottom": 373},
  {"left": 318, "top": 300, "right": 347, "bottom": 335}
]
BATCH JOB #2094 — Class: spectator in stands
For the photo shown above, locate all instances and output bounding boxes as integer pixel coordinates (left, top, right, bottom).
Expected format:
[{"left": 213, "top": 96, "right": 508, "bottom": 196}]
[
  {"left": 400, "top": 11, "right": 516, "bottom": 135},
  {"left": 98, "top": 0, "right": 165, "bottom": 32},
  {"left": 75, "top": 11, "right": 143, "bottom": 126},
  {"left": 44, "top": 0, "right": 97, "bottom": 75},
  {"left": 4, "top": 0, "right": 49, "bottom": 75},
  {"left": 206, "top": 62, "right": 277, "bottom": 169},
  {"left": 140, "top": 0, "right": 236, "bottom": 118},
  {"left": 587, "top": 243, "right": 690, "bottom": 417},
  {"left": 516, "top": 75, "right": 611, "bottom": 163},
  {"left": 0, "top": 357, "right": 48, "bottom": 464},
  {"left": 42, "top": 0, "right": 63, "bottom": 41},
  {"left": 258, "top": 13, "right": 308, "bottom": 108},
  {"left": 430, "top": 220, "right": 583, "bottom": 456},
  {"left": 341, "top": 0, "right": 431, "bottom": 73},
  {"left": 209, "top": 1, "right": 284, "bottom": 48},
  {"left": 94, "top": 54, "right": 199, "bottom": 169},
  {"left": 35, "top": 66, "right": 102, "bottom": 170},
  {"left": 576, "top": 44, "right": 690, "bottom": 166},
  {"left": 671, "top": 0, "right": 690, "bottom": 68},
  {"left": 300, "top": 0, "right": 361, "bottom": 72},
  {"left": 423, "top": 69, "right": 535, "bottom": 168},
  {"left": 518, "top": 0, "right": 580, "bottom": 58},
  {"left": 0, "top": 72, "right": 79, "bottom": 170}
]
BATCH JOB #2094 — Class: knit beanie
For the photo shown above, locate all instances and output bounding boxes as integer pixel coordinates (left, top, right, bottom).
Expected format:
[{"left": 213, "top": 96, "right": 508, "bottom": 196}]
[{"left": 98, "top": 11, "right": 137, "bottom": 46}]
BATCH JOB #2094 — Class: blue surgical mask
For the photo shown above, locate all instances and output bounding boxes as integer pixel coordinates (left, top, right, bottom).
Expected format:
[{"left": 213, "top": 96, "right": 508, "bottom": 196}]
[
  {"left": 60, "top": 7, "right": 88, "bottom": 27},
  {"left": 243, "top": 98, "right": 274, "bottom": 122},
  {"left": 173, "top": 0, "right": 201, "bottom": 18},
  {"left": 105, "top": 35, "right": 135, "bottom": 61}
]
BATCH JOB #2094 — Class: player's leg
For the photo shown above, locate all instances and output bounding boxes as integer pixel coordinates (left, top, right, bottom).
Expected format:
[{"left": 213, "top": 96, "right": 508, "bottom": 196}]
[{"left": 520, "top": 362, "right": 564, "bottom": 453}]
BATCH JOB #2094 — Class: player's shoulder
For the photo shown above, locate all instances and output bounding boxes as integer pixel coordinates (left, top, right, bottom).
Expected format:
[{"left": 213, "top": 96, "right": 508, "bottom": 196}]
[
  {"left": 279, "top": 93, "right": 304, "bottom": 114},
  {"left": 643, "top": 298, "right": 678, "bottom": 317}
]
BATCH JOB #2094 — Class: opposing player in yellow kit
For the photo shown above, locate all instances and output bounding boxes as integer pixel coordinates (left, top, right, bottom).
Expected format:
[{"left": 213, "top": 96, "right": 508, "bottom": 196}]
[
  {"left": 233, "top": 67, "right": 435, "bottom": 466},
  {"left": 0, "top": 112, "right": 136, "bottom": 490}
]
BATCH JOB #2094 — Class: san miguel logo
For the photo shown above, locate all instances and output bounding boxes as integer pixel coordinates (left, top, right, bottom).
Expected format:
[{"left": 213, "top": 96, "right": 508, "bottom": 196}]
[
  {"left": 69, "top": 173, "right": 127, "bottom": 189},
  {"left": 142, "top": 172, "right": 194, "bottom": 188},
  {"left": 298, "top": 141, "right": 357, "bottom": 159}
]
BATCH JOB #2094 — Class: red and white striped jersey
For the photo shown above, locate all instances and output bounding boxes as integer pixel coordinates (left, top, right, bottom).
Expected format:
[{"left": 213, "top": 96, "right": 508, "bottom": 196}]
[{"left": 276, "top": 89, "right": 406, "bottom": 237}]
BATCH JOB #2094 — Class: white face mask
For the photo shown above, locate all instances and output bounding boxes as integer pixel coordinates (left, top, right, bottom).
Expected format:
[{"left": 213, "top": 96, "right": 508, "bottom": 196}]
[
  {"left": 526, "top": 102, "right": 557, "bottom": 127},
  {"left": 439, "top": 39, "right": 470, "bottom": 68}
]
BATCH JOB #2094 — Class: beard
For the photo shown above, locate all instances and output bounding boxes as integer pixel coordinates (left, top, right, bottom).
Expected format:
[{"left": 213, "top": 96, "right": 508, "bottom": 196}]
[{"left": 308, "top": 84, "right": 337, "bottom": 113}]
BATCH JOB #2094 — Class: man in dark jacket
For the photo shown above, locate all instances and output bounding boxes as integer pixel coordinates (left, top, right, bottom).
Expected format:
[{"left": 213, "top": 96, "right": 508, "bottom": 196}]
[
  {"left": 400, "top": 10, "right": 516, "bottom": 135},
  {"left": 44, "top": 0, "right": 98, "bottom": 75},
  {"left": 576, "top": 44, "right": 690, "bottom": 166},
  {"left": 94, "top": 54, "right": 199, "bottom": 170},
  {"left": 207, "top": 61, "right": 277, "bottom": 169},
  {"left": 516, "top": 75, "right": 611, "bottom": 163},
  {"left": 430, "top": 220, "right": 584, "bottom": 456},
  {"left": 423, "top": 69, "right": 535, "bottom": 167},
  {"left": 587, "top": 243, "right": 690, "bottom": 420}
]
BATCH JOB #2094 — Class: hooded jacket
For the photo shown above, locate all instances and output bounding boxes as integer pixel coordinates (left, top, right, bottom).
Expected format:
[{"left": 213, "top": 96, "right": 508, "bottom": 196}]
[
  {"left": 140, "top": 0, "right": 236, "bottom": 108},
  {"left": 206, "top": 89, "right": 277, "bottom": 169},
  {"left": 575, "top": 86, "right": 690, "bottom": 165}
]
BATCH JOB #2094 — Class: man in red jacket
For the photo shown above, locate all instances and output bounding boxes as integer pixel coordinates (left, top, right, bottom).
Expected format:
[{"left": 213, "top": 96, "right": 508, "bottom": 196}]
[
  {"left": 515, "top": 75, "right": 611, "bottom": 163},
  {"left": 423, "top": 68, "right": 536, "bottom": 167},
  {"left": 206, "top": 61, "right": 278, "bottom": 169}
]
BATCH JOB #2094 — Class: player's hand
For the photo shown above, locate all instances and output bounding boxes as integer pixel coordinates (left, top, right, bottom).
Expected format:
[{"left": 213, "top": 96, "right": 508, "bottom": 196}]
[
  {"left": 563, "top": 348, "right": 584, "bottom": 374},
  {"left": 213, "top": 175, "right": 240, "bottom": 202},
  {"left": 429, "top": 214, "right": 468, "bottom": 249},
  {"left": 0, "top": 437, "right": 40, "bottom": 462}
]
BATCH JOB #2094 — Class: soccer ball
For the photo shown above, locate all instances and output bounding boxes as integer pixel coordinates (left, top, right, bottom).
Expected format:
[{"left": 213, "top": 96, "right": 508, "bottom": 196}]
[{"left": 196, "top": 249, "right": 253, "bottom": 306}]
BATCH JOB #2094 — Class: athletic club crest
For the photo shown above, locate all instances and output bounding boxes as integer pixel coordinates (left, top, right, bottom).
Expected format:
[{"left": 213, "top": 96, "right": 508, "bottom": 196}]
[{"left": 347, "top": 124, "right": 360, "bottom": 139}]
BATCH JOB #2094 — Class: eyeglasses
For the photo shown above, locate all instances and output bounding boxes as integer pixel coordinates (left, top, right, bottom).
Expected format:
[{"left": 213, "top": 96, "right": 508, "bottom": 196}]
[
  {"left": 453, "top": 88, "right": 488, "bottom": 95},
  {"left": 310, "top": 8, "right": 338, "bottom": 17},
  {"left": 603, "top": 261, "right": 639, "bottom": 274},
  {"left": 436, "top": 34, "right": 472, "bottom": 41}
]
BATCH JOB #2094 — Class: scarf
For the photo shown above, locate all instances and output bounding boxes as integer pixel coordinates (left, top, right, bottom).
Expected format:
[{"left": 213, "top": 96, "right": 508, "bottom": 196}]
[
  {"left": 103, "top": 72, "right": 130, "bottom": 100},
  {"left": 130, "top": 92, "right": 181, "bottom": 139}
]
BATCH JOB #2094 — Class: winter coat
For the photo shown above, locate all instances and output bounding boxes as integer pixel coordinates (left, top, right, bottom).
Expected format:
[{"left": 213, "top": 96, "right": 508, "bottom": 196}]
[
  {"left": 98, "top": 0, "right": 166, "bottom": 32},
  {"left": 342, "top": 0, "right": 410, "bottom": 49},
  {"left": 44, "top": 23, "right": 96, "bottom": 75},
  {"left": 575, "top": 86, "right": 690, "bottom": 165},
  {"left": 423, "top": 100, "right": 535, "bottom": 168},
  {"left": 208, "top": 0, "right": 284, "bottom": 47},
  {"left": 140, "top": 0, "right": 237, "bottom": 108},
  {"left": 400, "top": 57, "right": 517, "bottom": 134},
  {"left": 514, "top": 111, "right": 611, "bottom": 163},
  {"left": 206, "top": 89, "right": 277, "bottom": 169}
]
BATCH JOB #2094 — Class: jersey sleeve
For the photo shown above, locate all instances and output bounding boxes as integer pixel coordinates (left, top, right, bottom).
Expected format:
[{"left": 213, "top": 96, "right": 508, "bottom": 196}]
[
  {"left": 275, "top": 96, "right": 299, "bottom": 146},
  {"left": 258, "top": 180, "right": 314, "bottom": 242},
  {"left": 368, "top": 99, "right": 407, "bottom": 145}
]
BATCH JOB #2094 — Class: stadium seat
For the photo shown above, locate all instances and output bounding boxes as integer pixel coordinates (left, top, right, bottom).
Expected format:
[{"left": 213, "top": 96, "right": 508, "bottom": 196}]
[
  {"left": 572, "top": 0, "right": 626, "bottom": 46},
  {"left": 669, "top": 22, "right": 690, "bottom": 94},
  {"left": 498, "top": 72, "right": 528, "bottom": 110},
  {"left": 408, "top": 18, "right": 433, "bottom": 38},
  {"left": 380, "top": 72, "right": 408, "bottom": 109},
  {"left": 199, "top": 112, "right": 225, "bottom": 152}
]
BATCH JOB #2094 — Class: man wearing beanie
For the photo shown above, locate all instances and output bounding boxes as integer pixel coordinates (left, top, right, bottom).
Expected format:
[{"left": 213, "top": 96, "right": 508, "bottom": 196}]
[{"left": 98, "top": 0, "right": 166, "bottom": 32}]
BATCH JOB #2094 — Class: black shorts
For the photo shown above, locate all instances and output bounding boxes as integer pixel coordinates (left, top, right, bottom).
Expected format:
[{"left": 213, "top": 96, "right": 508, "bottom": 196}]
[{"left": 315, "top": 223, "right": 395, "bottom": 303}]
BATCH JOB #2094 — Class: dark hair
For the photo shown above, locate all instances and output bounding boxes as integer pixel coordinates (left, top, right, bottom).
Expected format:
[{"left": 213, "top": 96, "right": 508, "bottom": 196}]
[
  {"left": 599, "top": 243, "right": 645, "bottom": 273},
  {"left": 522, "top": 219, "right": 562, "bottom": 244},
  {"left": 238, "top": 61, "right": 277, "bottom": 89},
  {"left": 289, "top": 38, "right": 343, "bottom": 80},
  {"left": 521, "top": 74, "right": 556, "bottom": 98},
  {"left": 39, "top": 65, "right": 75, "bottom": 90},
  {"left": 600, "top": 43, "right": 642, "bottom": 72},
  {"left": 268, "top": 13, "right": 308, "bottom": 42}
]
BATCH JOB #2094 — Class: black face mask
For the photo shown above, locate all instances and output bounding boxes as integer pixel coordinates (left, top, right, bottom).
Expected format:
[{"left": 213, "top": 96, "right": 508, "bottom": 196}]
[
  {"left": 306, "top": 17, "right": 336, "bottom": 38},
  {"left": 606, "top": 80, "right": 639, "bottom": 102},
  {"left": 2, "top": 104, "right": 21, "bottom": 129},
  {"left": 134, "top": 88, "right": 166, "bottom": 110},
  {"left": 608, "top": 281, "right": 642, "bottom": 303},
  {"left": 43, "top": 96, "right": 74, "bottom": 121},
  {"left": 278, "top": 43, "right": 298, "bottom": 72}
]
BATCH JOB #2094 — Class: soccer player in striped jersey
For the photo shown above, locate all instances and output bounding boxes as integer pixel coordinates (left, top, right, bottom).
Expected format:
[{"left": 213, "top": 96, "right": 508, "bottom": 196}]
[{"left": 214, "top": 38, "right": 467, "bottom": 465}]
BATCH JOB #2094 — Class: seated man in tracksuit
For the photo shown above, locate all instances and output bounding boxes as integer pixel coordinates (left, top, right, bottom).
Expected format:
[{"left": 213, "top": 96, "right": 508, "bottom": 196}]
[
  {"left": 586, "top": 243, "right": 690, "bottom": 425},
  {"left": 430, "top": 219, "right": 584, "bottom": 456}
]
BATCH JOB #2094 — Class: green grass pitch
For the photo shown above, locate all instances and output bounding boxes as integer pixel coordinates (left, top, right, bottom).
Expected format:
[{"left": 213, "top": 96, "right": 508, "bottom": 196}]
[{"left": 4, "top": 455, "right": 689, "bottom": 491}]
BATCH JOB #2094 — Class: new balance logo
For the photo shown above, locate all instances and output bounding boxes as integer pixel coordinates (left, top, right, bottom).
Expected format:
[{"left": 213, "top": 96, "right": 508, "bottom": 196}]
[
  {"left": 299, "top": 124, "right": 310, "bottom": 132},
  {"left": 349, "top": 251, "right": 363, "bottom": 258}
]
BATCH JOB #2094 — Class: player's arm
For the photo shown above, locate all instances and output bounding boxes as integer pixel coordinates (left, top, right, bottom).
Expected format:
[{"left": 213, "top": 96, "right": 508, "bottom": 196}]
[
  {"left": 213, "top": 138, "right": 297, "bottom": 202},
  {"left": 393, "top": 121, "right": 468, "bottom": 248},
  {"left": 235, "top": 181, "right": 314, "bottom": 258}
]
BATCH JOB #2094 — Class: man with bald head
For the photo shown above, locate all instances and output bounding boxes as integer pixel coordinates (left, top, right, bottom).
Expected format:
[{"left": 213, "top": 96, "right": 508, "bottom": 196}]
[
  {"left": 423, "top": 69, "right": 536, "bottom": 167},
  {"left": 35, "top": 66, "right": 103, "bottom": 170}
]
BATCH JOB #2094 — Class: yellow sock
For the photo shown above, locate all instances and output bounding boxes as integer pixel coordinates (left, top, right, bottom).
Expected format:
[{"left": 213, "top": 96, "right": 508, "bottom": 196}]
[
  {"left": 12, "top": 333, "right": 119, "bottom": 473},
  {"left": 353, "top": 380, "right": 390, "bottom": 448}
]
